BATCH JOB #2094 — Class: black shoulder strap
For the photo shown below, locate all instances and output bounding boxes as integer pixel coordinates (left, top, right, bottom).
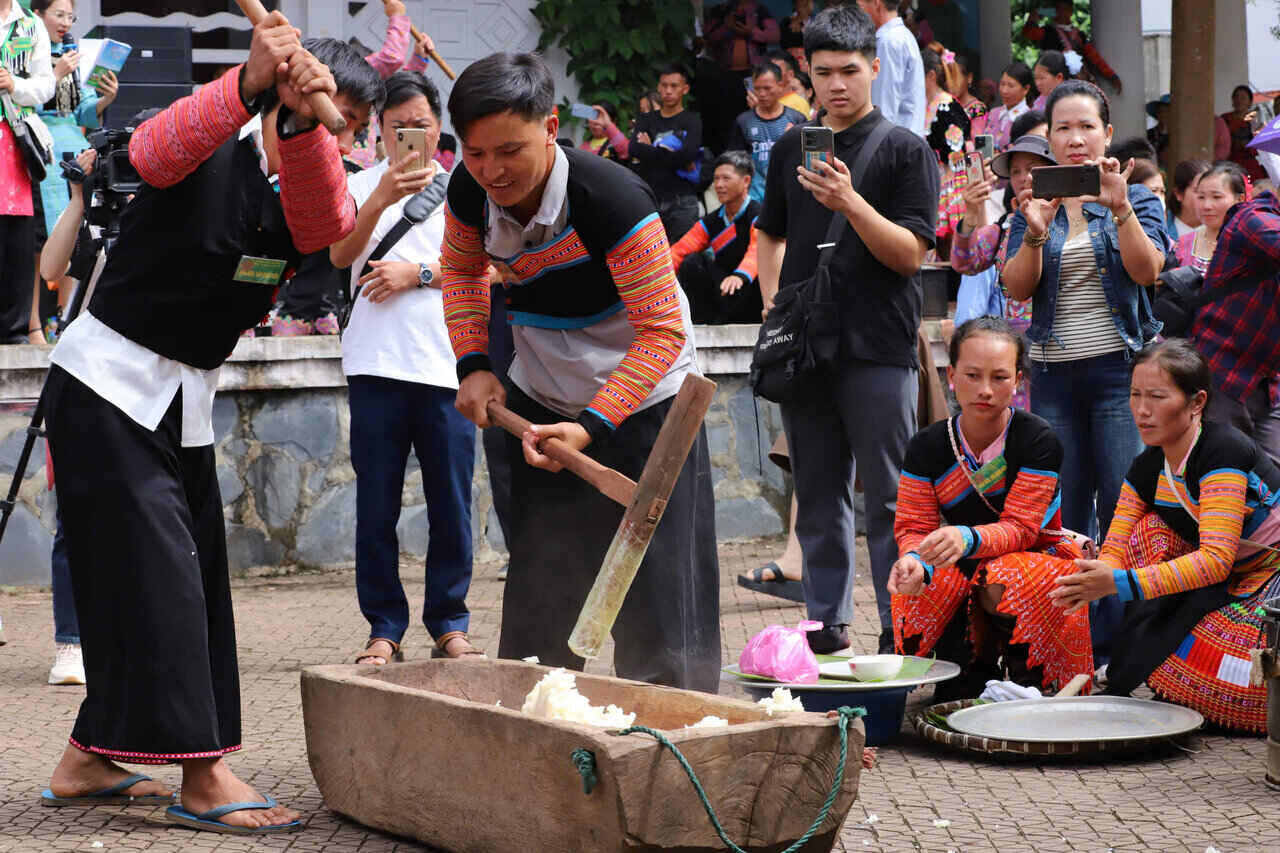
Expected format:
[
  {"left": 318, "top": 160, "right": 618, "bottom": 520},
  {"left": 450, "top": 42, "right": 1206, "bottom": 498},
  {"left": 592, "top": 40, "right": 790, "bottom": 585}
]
[
  {"left": 357, "top": 169, "right": 451, "bottom": 279},
  {"left": 817, "top": 116, "right": 895, "bottom": 268}
]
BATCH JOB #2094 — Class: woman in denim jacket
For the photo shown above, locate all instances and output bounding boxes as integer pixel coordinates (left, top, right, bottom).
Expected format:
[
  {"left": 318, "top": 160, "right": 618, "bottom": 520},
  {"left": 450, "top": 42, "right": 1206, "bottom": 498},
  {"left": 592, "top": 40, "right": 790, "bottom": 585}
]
[{"left": 1002, "top": 80, "right": 1166, "bottom": 562}]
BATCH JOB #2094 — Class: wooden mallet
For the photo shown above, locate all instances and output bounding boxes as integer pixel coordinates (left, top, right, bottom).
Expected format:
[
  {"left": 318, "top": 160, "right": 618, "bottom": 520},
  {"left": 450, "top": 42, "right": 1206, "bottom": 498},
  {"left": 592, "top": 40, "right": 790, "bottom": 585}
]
[
  {"left": 486, "top": 373, "right": 716, "bottom": 659},
  {"left": 408, "top": 24, "right": 456, "bottom": 80},
  {"left": 234, "top": 0, "right": 347, "bottom": 134}
]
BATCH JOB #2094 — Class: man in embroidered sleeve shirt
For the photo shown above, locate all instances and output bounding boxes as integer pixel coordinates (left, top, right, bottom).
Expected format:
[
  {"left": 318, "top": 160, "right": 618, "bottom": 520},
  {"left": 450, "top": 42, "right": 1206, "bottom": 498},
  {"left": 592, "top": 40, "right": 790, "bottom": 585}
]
[
  {"left": 668, "top": 149, "right": 763, "bottom": 324},
  {"left": 441, "top": 52, "right": 721, "bottom": 692},
  {"left": 41, "top": 15, "right": 379, "bottom": 834}
]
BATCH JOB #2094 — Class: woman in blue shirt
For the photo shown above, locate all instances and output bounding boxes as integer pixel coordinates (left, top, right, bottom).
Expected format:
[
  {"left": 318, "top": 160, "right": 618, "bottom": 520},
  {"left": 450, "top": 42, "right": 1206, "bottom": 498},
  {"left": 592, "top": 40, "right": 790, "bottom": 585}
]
[
  {"left": 1001, "top": 80, "right": 1168, "bottom": 660},
  {"left": 29, "top": 0, "right": 116, "bottom": 341}
]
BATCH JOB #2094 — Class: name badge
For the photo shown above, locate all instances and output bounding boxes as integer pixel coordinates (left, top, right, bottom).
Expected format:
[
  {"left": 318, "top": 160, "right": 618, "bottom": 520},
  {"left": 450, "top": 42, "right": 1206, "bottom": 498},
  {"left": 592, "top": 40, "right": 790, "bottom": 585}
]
[{"left": 233, "top": 256, "right": 287, "bottom": 286}]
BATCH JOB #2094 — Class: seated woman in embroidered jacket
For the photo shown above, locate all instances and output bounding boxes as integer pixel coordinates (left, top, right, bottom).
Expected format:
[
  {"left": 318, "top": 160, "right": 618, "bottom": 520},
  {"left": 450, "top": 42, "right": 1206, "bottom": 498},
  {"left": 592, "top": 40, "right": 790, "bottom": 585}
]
[
  {"left": 888, "top": 318, "right": 1093, "bottom": 702},
  {"left": 1050, "top": 340, "right": 1280, "bottom": 733},
  {"left": 441, "top": 52, "right": 721, "bottom": 692},
  {"left": 42, "top": 15, "right": 378, "bottom": 835}
]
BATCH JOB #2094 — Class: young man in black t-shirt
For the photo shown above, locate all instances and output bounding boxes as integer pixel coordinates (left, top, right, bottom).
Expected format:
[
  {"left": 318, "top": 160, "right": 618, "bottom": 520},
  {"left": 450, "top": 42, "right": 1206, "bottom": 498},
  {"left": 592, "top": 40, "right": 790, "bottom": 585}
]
[
  {"left": 755, "top": 4, "right": 939, "bottom": 655},
  {"left": 623, "top": 64, "right": 703, "bottom": 241}
]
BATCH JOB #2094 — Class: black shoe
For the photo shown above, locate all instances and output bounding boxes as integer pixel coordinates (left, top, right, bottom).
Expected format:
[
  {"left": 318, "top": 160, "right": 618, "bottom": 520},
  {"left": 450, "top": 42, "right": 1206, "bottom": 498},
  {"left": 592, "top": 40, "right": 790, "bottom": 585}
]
[
  {"left": 807, "top": 624, "right": 850, "bottom": 655},
  {"left": 877, "top": 627, "right": 895, "bottom": 655}
]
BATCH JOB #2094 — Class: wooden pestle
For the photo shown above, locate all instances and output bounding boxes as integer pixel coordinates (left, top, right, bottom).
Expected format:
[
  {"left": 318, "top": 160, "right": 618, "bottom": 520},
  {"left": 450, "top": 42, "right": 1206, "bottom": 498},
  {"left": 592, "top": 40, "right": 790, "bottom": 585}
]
[
  {"left": 409, "top": 25, "right": 456, "bottom": 80},
  {"left": 234, "top": 0, "right": 347, "bottom": 134}
]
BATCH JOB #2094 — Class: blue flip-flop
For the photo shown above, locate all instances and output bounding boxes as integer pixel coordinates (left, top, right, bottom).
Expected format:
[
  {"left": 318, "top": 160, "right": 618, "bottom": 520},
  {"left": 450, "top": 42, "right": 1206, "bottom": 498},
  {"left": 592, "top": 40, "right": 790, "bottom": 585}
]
[
  {"left": 41, "top": 773, "right": 176, "bottom": 807},
  {"left": 164, "top": 796, "right": 302, "bottom": 835}
]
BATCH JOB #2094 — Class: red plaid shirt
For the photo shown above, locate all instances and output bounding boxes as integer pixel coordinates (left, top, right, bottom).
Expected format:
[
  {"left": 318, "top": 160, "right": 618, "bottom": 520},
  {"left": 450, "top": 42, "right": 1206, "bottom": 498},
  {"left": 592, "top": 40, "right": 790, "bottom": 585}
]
[{"left": 1191, "top": 191, "right": 1280, "bottom": 404}]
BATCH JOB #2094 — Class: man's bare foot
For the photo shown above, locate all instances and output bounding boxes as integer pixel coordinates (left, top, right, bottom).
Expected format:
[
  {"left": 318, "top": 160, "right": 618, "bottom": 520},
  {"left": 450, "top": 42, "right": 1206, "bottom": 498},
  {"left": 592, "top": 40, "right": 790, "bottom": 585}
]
[
  {"left": 179, "top": 758, "right": 299, "bottom": 830},
  {"left": 356, "top": 638, "right": 396, "bottom": 665},
  {"left": 48, "top": 743, "right": 173, "bottom": 799}
]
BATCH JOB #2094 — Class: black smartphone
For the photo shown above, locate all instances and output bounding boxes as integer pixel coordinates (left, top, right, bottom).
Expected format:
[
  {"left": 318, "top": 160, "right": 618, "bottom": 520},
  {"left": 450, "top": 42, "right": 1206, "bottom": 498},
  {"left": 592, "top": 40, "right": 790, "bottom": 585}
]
[
  {"left": 974, "top": 133, "right": 994, "bottom": 163},
  {"left": 801, "top": 126, "right": 834, "bottom": 172},
  {"left": 1031, "top": 164, "right": 1101, "bottom": 199}
]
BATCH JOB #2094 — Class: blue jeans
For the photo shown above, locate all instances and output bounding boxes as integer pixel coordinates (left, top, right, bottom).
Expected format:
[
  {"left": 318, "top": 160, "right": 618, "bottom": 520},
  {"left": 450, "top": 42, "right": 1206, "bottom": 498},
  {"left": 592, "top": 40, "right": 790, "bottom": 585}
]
[
  {"left": 349, "top": 375, "right": 476, "bottom": 643},
  {"left": 51, "top": 509, "right": 79, "bottom": 644},
  {"left": 1030, "top": 351, "right": 1142, "bottom": 660}
]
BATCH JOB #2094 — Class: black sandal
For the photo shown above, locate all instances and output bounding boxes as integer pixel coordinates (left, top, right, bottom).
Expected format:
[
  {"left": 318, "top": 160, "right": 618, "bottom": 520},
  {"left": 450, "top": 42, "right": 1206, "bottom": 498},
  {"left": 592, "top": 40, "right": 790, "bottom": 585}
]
[{"left": 736, "top": 562, "right": 805, "bottom": 603}]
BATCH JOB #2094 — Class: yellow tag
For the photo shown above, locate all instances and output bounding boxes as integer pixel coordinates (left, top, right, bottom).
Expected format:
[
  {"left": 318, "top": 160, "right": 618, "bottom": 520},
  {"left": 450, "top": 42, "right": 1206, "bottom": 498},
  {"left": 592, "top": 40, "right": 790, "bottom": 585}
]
[{"left": 232, "top": 256, "right": 287, "bottom": 286}]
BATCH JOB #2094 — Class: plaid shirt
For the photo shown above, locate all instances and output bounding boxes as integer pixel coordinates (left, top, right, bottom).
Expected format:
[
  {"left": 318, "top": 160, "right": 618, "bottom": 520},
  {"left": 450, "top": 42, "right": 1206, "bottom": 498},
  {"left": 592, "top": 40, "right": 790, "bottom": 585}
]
[{"left": 1191, "top": 191, "right": 1280, "bottom": 404}]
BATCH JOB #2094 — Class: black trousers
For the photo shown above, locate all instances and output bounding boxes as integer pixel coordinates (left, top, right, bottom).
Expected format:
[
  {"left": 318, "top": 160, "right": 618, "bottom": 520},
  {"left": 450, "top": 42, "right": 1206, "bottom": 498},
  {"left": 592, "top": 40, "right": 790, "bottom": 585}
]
[
  {"left": 278, "top": 249, "right": 345, "bottom": 322},
  {"left": 677, "top": 253, "right": 764, "bottom": 325},
  {"left": 0, "top": 214, "right": 35, "bottom": 342},
  {"left": 498, "top": 385, "right": 722, "bottom": 692},
  {"left": 46, "top": 366, "right": 241, "bottom": 763}
]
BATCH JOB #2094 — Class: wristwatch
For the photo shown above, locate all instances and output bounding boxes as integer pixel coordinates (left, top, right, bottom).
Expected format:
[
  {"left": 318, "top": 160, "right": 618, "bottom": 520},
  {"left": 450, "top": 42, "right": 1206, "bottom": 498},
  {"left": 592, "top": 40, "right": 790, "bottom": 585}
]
[{"left": 417, "top": 263, "right": 434, "bottom": 288}]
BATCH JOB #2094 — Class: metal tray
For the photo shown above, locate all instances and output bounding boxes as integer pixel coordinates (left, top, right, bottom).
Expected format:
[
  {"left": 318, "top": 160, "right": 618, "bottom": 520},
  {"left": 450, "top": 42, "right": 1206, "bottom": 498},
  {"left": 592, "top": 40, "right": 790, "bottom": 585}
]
[
  {"left": 721, "top": 657, "right": 960, "bottom": 692},
  {"left": 945, "top": 695, "right": 1204, "bottom": 743}
]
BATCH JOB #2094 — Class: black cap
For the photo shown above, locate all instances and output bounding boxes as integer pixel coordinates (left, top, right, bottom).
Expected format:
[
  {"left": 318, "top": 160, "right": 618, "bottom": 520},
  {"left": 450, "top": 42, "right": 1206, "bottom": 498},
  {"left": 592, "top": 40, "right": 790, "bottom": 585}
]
[{"left": 990, "top": 134, "right": 1054, "bottom": 179}]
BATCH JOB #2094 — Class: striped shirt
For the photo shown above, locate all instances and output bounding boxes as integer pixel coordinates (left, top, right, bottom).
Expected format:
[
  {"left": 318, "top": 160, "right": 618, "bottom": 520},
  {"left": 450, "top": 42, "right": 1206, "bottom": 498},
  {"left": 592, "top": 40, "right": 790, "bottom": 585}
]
[{"left": 1033, "top": 230, "right": 1126, "bottom": 363}]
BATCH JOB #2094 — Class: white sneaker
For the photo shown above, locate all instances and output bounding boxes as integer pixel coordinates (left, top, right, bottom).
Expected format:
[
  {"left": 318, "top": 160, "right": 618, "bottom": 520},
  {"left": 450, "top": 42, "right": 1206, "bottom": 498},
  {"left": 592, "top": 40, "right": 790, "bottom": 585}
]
[{"left": 49, "top": 643, "right": 86, "bottom": 685}]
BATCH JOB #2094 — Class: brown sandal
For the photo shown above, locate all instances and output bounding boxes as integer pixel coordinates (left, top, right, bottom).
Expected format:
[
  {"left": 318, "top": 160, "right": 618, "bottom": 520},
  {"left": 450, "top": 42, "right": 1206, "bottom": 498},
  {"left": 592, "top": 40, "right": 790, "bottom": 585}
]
[
  {"left": 354, "top": 637, "right": 404, "bottom": 665},
  {"left": 431, "top": 631, "right": 486, "bottom": 659}
]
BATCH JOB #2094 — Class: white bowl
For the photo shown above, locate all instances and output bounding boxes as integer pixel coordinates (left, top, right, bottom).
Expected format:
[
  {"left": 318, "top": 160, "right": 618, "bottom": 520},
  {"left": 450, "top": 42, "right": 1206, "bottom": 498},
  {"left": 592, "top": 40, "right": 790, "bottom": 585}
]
[{"left": 847, "top": 655, "right": 904, "bottom": 682}]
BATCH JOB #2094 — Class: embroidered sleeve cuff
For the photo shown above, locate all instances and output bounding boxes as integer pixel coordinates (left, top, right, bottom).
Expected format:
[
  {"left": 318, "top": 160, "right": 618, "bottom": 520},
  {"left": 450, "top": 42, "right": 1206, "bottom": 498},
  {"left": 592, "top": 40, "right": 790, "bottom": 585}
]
[
  {"left": 907, "top": 551, "right": 934, "bottom": 584},
  {"left": 1113, "top": 569, "right": 1141, "bottom": 602},
  {"left": 732, "top": 270, "right": 754, "bottom": 286},
  {"left": 456, "top": 353, "right": 493, "bottom": 382},
  {"left": 576, "top": 408, "right": 615, "bottom": 447},
  {"left": 958, "top": 526, "right": 978, "bottom": 558}
]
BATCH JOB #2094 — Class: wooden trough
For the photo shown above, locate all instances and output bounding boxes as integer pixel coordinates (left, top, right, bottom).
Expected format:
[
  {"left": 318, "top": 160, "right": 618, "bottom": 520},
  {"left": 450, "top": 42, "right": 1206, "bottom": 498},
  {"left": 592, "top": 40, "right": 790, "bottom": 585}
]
[{"left": 301, "top": 658, "right": 864, "bottom": 852}]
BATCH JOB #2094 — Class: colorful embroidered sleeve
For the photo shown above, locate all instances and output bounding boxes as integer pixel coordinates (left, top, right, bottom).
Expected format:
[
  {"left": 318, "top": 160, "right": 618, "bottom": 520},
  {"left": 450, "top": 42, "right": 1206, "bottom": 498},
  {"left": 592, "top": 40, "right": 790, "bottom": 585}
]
[
  {"left": 734, "top": 225, "right": 760, "bottom": 282},
  {"left": 440, "top": 202, "right": 493, "bottom": 373},
  {"left": 128, "top": 65, "right": 250, "bottom": 189},
  {"left": 364, "top": 14, "right": 412, "bottom": 78},
  {"left": 668, "top": 220, "right": 710, "bottom": 274},
  {"left": 1114, "top": 470, "right": 1248, "bottom": 601},
  {"left": 587, "top": 214, "right": 687, "bottom": 428},
  {"left": 277, "top": 123, "right": 356, "bottom": 254},
  {"left": 965, "top": 467, "right": 1061, "bottom": 559},
  {"left": 1099, "top": 480, "right": 1149, "bottom": 567},
  {"left": 951, "top": 223, "right": 1000, "bottom": 275},
  {"left": 895, "top": 469, "right": 940, "bottom": 560},
  {"left": 405, "top": 51, "right": 429, "bottom": 73},
  {"left": 605, "top": 123, "right": 630, "bottom": 159}
]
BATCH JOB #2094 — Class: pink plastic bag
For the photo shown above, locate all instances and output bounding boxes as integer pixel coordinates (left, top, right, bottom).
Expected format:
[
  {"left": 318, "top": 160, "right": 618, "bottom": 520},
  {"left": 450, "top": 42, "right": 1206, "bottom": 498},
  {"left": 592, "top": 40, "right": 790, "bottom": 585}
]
[{"left": 738, "top": 620, "right": 822, "bottom": 684}]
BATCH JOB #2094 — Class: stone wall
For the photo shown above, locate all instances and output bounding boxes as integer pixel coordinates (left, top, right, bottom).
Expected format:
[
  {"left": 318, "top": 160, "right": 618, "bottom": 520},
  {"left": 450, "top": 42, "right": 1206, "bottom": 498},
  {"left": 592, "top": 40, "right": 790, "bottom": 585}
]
[{"left": 0, "top": 327, "right": 792, "bottom": 584}]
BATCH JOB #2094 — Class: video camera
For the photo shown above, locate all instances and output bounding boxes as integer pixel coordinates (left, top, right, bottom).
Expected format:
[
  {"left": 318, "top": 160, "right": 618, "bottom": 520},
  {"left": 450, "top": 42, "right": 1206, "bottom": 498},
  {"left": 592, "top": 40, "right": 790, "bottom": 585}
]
[{"left": 59, "top": 125, "right": 143, "bottom": 236}]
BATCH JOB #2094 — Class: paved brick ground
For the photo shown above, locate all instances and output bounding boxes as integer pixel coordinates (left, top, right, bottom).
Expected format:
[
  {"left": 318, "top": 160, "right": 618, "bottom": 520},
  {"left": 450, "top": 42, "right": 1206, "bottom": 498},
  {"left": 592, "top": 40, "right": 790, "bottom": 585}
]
[{"left": 0, "top": 538, "right": 1271, "bottom": 852}]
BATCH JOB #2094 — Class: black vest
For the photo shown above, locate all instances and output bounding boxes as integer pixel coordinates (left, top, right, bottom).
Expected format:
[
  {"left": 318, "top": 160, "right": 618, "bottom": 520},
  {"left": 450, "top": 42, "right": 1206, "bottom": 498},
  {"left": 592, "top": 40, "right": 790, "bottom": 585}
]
[{"left": 90, "top": 135, "right": 298, "bottom": 369}]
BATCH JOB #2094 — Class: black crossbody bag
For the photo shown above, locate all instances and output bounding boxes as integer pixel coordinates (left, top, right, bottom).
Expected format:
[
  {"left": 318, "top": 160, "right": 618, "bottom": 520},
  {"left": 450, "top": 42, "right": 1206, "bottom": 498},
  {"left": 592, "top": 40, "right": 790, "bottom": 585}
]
[
  {"left": 339, "top": 169, "right": 450, "bottom": 332},
  {"left": 749, "top": 117, "right": 894, "bottom": 403},
  {"left": 1152, "top": 264, "right": 1270, "bottom": 339}
]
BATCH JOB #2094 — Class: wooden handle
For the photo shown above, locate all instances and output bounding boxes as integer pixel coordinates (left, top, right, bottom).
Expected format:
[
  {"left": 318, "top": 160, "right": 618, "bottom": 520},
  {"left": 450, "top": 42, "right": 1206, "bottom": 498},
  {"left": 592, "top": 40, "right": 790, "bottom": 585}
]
[
  {"left": 235, "top": 0, "right": 348, "bottom": 134},
  {"left": 486, "top": 402, "right": 637, "bottom": 507},
  {"left": 408, "top": 24, "right": 456, "bottom": 80},
  {"left": 1054, "top": 673, "right": 1091, "bottom": 698}
]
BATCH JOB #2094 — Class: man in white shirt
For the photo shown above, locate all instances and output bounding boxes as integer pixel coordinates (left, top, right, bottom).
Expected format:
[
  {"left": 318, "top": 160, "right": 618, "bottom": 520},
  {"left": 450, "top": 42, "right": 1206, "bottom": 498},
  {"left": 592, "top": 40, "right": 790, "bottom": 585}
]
[
  {"left": 328, "top": 71, "right": 479, "bottom": 665},
  {"left": 859, "top": 0, "right": 926, "bottom": 136}
]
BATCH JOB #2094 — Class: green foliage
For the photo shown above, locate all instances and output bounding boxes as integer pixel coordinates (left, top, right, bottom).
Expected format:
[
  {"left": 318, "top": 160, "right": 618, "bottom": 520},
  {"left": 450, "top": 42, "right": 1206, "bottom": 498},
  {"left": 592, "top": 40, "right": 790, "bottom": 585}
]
[
  {"left": 533, "top": 0, "right": 695, "bottom": 129},
  {"left": 1010, "top": 0, "right": 1092, "bottom": 67}
]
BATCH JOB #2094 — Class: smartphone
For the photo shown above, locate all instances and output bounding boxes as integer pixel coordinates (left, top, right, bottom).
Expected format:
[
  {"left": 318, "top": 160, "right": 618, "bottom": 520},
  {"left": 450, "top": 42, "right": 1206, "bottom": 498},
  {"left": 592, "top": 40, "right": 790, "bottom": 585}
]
[
  {"left": 974, "top": 133, "right": 995, "bottom": 163},
  {"left": 744, "top": 77, "right": 755, "bottom": 93},
  {"left": 1032, "top": 164, "right": 1101, "bottom": 199},
  {"left": 965, "top": 151, "right": 985, "bottom": 187},
  {"left": 396, "top": 127, "right": 428, "bottom": 168},
  {"left": 801, "top": 126, "right": 834, "bottom": 172},
  {"left": 570, "top": 103, "right": 597, "bottom": 120}
]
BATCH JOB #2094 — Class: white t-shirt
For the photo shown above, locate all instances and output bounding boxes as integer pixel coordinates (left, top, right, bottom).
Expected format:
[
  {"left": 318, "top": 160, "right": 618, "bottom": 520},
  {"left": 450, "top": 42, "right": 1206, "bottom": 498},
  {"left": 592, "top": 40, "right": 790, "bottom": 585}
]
[{"left": 341, "top": 160, "right": 457, "bottom": 389}]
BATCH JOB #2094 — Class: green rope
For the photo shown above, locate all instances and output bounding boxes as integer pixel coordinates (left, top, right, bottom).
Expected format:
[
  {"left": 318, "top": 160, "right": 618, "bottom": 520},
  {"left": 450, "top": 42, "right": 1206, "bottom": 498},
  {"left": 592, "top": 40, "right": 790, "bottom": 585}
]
[
  {"left": 570, "top": 747, "right": 598, "bottom": 794},
  {"left": 570, "top": 706, "right": 865, "bottom": 853}
]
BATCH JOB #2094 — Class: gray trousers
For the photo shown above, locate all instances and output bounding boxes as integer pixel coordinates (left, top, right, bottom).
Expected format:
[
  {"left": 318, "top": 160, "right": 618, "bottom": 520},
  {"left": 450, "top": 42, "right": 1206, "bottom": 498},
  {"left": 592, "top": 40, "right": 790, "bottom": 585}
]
[
  {"left": 781, "top": 362, "right": 917, "bottom": 632},
  {"left": 1206, "top": 380, "right": 1280, "bottom": 468}
]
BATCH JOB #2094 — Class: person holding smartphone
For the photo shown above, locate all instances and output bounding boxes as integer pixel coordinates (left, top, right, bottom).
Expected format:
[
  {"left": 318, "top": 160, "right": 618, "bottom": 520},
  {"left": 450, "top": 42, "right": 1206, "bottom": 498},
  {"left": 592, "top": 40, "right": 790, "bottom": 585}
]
[
  {"left": 327, "top": 71, "right": 480, "bottom": 665},
  {"left": 755, "top": 5, "right": 939, "bottom": 655},
  {"left": 1001, "top": 80, "right": 1168, "bottom": 665}
]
